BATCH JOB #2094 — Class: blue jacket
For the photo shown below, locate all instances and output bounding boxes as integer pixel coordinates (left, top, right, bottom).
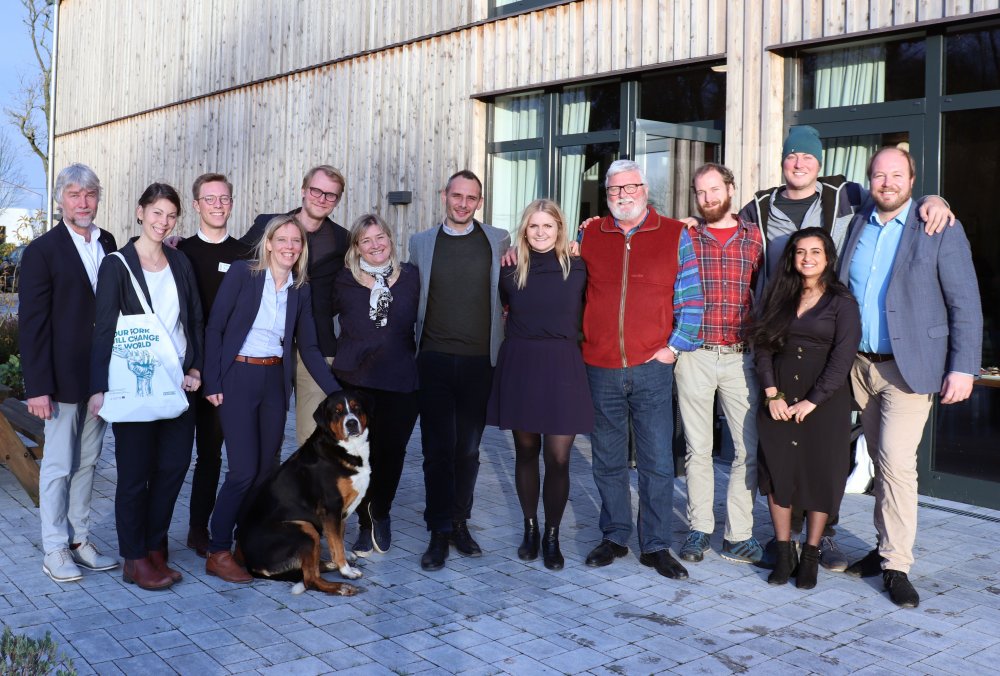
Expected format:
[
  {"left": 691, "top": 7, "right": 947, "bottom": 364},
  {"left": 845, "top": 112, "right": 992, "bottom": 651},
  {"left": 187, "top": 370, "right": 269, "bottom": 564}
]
[
  {"left": 203, "top": 260, "right": 339, "bottom": 408},
  {"left": 838, "top": 206, "right": 982, "bottom": 394}
]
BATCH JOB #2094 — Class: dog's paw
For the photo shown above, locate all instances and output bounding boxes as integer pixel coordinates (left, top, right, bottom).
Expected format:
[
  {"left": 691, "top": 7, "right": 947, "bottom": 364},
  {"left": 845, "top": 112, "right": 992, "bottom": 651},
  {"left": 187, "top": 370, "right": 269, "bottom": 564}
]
[
  {"left": 333, "top": 583, "right": 362, "bottom": 596},
  {"left": 339, "top": 564, "right": 363, "bottom": 580},
  {"left": 319, "top": 559, "right": 338, "bottom": 572}
]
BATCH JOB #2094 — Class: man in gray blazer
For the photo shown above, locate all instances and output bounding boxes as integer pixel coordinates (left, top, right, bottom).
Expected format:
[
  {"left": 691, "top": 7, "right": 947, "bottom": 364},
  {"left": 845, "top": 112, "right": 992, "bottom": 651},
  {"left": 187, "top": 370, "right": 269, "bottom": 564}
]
[
  {"left": 408, "top": 170, "right": 510, "bottom": 571},
  {"left": 839, "top": 147, "right": 982, "bottom": 608}
]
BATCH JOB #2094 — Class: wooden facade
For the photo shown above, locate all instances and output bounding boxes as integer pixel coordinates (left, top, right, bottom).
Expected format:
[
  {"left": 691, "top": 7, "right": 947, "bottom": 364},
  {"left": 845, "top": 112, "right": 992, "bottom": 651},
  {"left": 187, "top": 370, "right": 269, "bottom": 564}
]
[{"left": 53, "top": 0, "right": 999, "bottom": 246}]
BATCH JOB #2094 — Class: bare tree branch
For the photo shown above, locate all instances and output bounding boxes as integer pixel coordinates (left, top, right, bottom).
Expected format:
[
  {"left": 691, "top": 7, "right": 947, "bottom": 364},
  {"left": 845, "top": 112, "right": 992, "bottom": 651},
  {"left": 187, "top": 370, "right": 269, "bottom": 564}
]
[
  {"left": 0, "top": 131, "right": 27, "bottom": 217},
  {"left": 3, "top": 0, "right": 52, "bottom": 177}
]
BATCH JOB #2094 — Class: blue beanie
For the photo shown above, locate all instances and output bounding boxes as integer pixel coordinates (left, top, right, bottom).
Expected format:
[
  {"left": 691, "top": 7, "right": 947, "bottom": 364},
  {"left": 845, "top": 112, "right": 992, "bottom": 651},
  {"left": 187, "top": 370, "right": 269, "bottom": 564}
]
[{"left": 782, "top": 125, "right": 823, "bottom": 165}]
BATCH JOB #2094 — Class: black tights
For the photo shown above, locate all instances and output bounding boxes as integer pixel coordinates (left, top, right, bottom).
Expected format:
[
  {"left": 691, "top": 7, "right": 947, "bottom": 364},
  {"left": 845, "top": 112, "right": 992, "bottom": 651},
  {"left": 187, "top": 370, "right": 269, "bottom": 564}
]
[{"left": 512, "top": 431, "right": 573, "bottom": 527}]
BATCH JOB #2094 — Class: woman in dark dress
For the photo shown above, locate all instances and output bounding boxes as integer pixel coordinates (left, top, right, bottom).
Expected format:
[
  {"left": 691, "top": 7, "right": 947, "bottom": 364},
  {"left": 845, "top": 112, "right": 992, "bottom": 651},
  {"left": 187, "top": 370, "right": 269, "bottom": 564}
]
[
  {"left": 333, "top": 214, "right": 420, "bottom": 557},
  {"left": 751, "top": 227, "right": 861, "bottom": 589},
  {"left": 486, "top": 199, "right": 592, "bottom": 570}
]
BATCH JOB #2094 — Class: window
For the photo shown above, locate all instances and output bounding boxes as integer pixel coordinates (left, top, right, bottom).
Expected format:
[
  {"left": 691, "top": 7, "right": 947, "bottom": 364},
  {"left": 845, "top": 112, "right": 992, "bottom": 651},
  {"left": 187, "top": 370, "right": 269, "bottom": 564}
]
[
  {"left": 486, "top": 64, "right": 726, "bottom": 238},
  {"left": 797, "top": 37, "right": 925, "bottom": 110},
  {"left": 490, "top": 0, "right": 568, "bottom": 18}
]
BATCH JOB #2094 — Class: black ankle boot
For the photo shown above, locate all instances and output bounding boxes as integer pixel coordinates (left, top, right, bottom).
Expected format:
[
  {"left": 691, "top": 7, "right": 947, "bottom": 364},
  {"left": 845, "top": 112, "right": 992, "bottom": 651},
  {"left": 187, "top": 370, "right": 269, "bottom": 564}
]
[
  {"left": 768, "top": 540, "right": 798, "bottom": 585},
  {"left": 796, "top": 544, "right": 820, "bottom": 589},
  {"left": 518, "top": 517, "right": 540, "bottom": 561},
  {"left": 542, "top": 525, "right": 563, "bottom": 570}
]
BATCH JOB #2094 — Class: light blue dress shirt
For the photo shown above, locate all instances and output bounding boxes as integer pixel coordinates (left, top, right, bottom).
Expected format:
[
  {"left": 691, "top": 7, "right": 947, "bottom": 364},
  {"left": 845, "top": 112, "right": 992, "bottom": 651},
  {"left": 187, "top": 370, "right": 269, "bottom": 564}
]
[
  {"left": 848, "top": 199, "right": 912, "bottom": 354},
  {"left": 238, "top": 268, "right": 293, "bottom": 358}
]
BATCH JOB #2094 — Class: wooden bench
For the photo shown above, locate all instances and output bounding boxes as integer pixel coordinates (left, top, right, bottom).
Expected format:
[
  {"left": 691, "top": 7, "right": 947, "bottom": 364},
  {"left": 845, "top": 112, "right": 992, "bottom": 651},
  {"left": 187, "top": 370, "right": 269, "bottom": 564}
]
[{"left": 0, "top": 392, "right": 44, "bottom": 506}]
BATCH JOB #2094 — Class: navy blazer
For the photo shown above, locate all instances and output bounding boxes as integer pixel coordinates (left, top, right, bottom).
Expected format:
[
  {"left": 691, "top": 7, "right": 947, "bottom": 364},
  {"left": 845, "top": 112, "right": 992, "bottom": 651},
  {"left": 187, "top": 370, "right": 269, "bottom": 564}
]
[
  {"left": 18, "top": 222, "right": 117, "bottom": 403},
  {"left": 90, "top": 240, "right": 204, "bottom": 395},
  {"left": 203, "top": 259, "right": 339, "bottom": 408},
  {"left": 839, "top": 205, "right": 982, "bottom": 394}
]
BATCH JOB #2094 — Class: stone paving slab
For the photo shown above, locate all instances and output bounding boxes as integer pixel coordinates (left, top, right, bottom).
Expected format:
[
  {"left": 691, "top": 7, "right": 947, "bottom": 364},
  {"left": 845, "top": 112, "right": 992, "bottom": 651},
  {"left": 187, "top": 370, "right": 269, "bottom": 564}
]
[{"left": 2, "top": 414, "right": 1000, "bottom": 674}]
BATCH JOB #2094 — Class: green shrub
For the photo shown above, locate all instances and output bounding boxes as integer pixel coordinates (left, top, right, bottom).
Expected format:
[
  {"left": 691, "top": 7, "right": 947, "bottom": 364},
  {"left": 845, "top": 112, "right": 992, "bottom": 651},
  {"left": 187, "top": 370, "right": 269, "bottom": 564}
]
[
  {"left": 0, "top": 314, "right": 17, "bottom": 366},
  {"left": 0, "top": 356, "right": 24, "bottom": 400},
  {"left": 0, "top": 625, "right": 76, "bottom": 676}
]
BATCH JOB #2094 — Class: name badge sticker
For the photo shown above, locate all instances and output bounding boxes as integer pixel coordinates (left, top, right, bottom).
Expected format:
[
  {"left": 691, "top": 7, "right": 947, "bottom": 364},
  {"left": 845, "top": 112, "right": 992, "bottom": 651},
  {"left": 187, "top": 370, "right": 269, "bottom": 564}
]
[{"left": 218, "top": 262, "right": 231, "bottom": 273}]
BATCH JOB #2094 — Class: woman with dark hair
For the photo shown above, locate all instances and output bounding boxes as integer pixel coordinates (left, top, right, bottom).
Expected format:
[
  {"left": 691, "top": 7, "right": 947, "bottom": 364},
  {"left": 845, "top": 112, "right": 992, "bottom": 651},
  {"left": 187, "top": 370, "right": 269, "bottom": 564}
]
[
  {"left": 88, "top": 183, "right": 203, "bottom": 590},
  {"left": 486, "top": 198, "right": 591, "bottom": 570},
  {"left": 751, "top": 226, "right": 860, "bottom": 589},
  {"left": 332, "top": 213, "right": 420, "bottom": 557},
  {"left": 202, "top": 215, "right": 340, "bottom": 584}
]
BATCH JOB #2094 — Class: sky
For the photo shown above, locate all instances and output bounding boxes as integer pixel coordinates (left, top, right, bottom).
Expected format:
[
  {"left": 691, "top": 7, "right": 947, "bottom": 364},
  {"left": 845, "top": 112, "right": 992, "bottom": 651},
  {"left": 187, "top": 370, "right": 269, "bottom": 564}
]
[{"left": 0, "top": 1, "right": 48, "bottom": 211}]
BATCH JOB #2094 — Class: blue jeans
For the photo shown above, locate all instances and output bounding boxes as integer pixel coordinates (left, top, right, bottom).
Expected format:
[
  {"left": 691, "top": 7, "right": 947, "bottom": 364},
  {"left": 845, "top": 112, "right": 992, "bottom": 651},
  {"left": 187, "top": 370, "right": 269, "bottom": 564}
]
[{"left": 586, "top": 360, "right": 676, "bottom": 553}]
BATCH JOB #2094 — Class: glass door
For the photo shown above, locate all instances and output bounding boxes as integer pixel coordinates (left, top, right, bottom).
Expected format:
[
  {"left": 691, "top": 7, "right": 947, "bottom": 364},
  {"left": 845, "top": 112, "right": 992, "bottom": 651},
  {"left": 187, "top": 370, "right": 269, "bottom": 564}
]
[{"left": 634, "top": 119, "right": 722, "bottom": 219}]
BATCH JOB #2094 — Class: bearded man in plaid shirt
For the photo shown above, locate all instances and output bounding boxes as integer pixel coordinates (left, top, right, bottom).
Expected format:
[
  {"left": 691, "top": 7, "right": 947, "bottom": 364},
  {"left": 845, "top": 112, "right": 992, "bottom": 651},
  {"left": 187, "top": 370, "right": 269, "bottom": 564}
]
[{"left": 675, "top": 163, "right": 765, "bottom": 566}]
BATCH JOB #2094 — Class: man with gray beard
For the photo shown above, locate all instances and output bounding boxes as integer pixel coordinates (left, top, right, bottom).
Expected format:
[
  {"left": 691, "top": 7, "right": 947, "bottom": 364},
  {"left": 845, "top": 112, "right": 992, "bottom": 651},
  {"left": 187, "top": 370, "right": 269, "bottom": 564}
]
[{"left": 577, "top": 159, "right": 704, "bottom": 580}]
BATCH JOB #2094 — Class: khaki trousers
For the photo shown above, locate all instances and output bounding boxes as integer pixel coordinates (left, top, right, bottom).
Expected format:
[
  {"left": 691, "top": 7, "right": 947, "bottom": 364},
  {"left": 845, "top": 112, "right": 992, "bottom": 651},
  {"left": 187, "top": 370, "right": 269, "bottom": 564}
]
[
  {"left": 295, "top": 352, "right": 335, "bottom": 446},
  {"left": 675, "top": 348, "right": 760, "bottom": 542},
  {"left": 850, "top": 355, "right": 933, "bottom": 573}
]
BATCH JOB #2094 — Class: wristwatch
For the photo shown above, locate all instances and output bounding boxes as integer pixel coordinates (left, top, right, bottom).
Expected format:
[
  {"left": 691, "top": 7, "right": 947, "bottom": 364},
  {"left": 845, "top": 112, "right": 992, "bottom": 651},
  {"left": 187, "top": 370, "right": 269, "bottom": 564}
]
[{"left": 667, "top": 345, "right": 680, "bottom": 359}]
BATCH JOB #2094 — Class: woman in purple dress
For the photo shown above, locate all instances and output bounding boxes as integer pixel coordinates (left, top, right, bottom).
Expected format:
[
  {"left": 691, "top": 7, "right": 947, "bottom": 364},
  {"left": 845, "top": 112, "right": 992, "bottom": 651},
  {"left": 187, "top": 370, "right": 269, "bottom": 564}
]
[{"left": 487, "top": 199, "right": 592, "bottom": 570}]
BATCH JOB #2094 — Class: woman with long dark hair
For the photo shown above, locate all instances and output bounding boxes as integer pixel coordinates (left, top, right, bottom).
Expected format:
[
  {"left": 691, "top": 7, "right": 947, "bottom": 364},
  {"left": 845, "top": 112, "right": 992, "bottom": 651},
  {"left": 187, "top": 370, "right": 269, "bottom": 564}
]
[
  {"left": 486, "top": 199, "right": 591, "bottom": 570},
  {"left": 89, "top": 183, "right": 203, "bottom": 590},
  {"left": 750, "top": 227, "right": 860, "bottom": 589}
]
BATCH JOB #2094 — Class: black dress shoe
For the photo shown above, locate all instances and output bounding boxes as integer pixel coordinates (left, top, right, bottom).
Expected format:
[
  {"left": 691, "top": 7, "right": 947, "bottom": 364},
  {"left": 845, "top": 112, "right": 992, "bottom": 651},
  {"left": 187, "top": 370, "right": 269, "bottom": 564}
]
[
  {"left": 450, "top": 521, "right": 482, "bottom": 557},
  {"left": 884, "top": 570, "right": 919, "bottom": 608},
  {"left": 639, "top": 550, "right": 689, "bottom": 580},
  {"left": 845, "top": 548, "right": 884, "bottom": 578},
  {"left": 585, "top": 539, "right": 629, "bottom": 567},
  {"left": 421, "top": 531, "right": 450, "bottom": 571}
]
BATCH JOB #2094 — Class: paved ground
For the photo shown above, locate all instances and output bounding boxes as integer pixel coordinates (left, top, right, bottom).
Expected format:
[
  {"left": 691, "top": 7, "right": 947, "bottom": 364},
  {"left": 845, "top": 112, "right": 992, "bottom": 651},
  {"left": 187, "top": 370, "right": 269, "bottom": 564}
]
[{"left": 3, "top": 416, "right": 1000, "bottom": 675}]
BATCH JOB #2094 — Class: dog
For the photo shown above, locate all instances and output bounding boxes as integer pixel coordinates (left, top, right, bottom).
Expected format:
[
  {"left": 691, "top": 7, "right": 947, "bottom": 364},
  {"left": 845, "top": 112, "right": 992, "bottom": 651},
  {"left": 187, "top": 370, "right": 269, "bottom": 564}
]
[{"left": 237, "top": 391, "right": 370, "bottom": 595}]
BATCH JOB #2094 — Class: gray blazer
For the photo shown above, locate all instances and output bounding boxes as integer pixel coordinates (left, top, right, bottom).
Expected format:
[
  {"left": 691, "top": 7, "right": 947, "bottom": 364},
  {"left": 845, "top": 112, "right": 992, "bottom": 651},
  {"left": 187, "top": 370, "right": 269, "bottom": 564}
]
[
  {"left": 408, "top": 221, "right": 511, "bottom": 366},
  {"left": 838, "top": 205, "right": 982, "bottom": 394}
]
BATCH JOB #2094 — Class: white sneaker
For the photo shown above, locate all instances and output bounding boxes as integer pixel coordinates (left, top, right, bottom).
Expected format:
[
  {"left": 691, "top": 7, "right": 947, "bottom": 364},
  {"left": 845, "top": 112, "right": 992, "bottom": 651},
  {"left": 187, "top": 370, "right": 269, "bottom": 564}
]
[
  {"left": 71, "top": 541, "right": 119, "bottom": 571},
  {"left": 42, "top": 549, "right": 83, "bottom": 582}
]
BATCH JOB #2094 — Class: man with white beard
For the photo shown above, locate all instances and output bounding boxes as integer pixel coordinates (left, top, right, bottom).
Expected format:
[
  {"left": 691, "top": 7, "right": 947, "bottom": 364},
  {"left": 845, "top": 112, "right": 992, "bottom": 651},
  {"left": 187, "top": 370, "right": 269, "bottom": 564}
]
[
  {"left": 675, "top": 163, "right": 765, "bottom": 567},
  {"left": 578, "top": 159, "right": 704, "bottom": 580}
]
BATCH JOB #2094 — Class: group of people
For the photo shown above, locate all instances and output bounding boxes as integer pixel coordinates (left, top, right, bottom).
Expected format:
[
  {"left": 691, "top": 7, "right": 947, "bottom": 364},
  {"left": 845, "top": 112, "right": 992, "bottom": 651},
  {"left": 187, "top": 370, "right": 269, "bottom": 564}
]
[{"left": 19, "top": 124, "right": 982, "bottom": 611}]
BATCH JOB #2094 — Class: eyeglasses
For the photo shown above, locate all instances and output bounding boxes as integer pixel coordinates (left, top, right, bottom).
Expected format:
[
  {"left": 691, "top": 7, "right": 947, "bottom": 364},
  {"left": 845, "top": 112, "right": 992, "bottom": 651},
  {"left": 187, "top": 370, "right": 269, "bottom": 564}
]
[
  {"left": 606, "top": 183, "right": 645, "bottom": 197},
  {"left": 308, "top": 186, "right": 342, "bottom": 203},
  {"left": 197, "top": 195, "right": 233, "bottom": 206}
]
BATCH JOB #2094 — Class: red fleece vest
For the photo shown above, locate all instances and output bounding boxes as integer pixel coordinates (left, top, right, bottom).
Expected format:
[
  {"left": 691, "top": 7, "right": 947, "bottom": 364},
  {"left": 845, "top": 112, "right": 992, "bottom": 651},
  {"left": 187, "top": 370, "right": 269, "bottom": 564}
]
[{"left": 580, "top": 208, "right": 682, "bottom": 368}]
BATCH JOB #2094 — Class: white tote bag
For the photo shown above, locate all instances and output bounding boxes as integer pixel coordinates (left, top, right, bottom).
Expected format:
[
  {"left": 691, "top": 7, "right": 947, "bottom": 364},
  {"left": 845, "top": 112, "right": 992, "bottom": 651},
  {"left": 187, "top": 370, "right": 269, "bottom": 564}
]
[{"left": 98, "top": 252, "right": 189, "bottom": 423}]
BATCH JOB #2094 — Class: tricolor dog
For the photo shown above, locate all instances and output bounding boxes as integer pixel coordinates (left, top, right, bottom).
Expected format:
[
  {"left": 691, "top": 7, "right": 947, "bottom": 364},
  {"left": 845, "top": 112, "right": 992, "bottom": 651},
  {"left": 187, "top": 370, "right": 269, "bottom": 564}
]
[{"left": 237, "top": 392, "right": 370, "bottom": 595}]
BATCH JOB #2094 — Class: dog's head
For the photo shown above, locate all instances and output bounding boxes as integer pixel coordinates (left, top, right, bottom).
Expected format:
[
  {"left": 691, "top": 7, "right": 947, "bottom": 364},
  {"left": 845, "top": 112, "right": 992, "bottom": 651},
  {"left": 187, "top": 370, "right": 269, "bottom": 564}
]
[{"left": 313, "top": 390, "right": 369, "bottom": 442}]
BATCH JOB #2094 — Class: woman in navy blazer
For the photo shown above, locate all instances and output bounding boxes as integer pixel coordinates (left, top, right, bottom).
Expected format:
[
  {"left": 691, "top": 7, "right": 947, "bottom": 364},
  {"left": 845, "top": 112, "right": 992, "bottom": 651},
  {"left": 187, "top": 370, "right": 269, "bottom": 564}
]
[
  {"left": 88, "top": 183, "right": 203, "bottom": 591},
  {"left": 202, "top": 214, "right": 339, "bottom": 584}
]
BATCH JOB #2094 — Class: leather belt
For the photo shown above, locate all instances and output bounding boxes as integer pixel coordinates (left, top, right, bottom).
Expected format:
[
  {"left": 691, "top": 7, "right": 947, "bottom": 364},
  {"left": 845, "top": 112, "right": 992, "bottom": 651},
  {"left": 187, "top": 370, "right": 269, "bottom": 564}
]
[
  {"left": 700, "top": 343, "right": 746, "bottom": 354},
  {"left": 235, "top": 355, "right": 282, "bottom": 366},
  {"left": 858, "top": 351, "right": 894, "bottom": 363}
]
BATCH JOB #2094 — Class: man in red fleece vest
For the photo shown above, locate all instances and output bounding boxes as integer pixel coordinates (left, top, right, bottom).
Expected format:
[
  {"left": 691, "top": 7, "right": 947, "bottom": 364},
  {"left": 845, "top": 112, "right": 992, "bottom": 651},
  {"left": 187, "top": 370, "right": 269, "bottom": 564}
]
[{"left": 579, "top": 159, "right": 704, "bottom": 580}]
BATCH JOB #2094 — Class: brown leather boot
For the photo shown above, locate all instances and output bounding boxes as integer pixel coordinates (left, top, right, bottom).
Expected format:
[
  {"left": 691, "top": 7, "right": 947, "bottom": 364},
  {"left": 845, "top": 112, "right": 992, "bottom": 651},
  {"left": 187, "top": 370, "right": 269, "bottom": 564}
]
[
  {"left": 206, "top": 550, "right": 252, "bottom": 583},
  {"left": 148, "top": 549, "right": 182, "bottom": 583},
  {"left": 122, "top": 557, "right": 173, "bottom": 590}
]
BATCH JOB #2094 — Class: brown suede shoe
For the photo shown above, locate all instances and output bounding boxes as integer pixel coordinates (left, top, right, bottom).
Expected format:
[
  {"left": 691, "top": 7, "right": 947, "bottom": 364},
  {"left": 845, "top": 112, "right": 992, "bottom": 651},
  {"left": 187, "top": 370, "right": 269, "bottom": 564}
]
[
  {"left": 186, "top": 527, "right": 210, "bottom": 558},
  {"left": 148, "top": 550, "right": 182, "bottom": 583},
  {"left": 122, "top": 557, "right": 174, "bottom": 591},
  {"left": 206, "top": 550, "right": 252, "bottom": 583}
]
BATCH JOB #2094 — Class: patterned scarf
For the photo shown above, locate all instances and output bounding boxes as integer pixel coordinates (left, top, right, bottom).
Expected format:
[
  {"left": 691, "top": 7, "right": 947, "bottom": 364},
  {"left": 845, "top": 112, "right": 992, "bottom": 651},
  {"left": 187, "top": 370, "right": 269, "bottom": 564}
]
[{"left": 359, "top": 259, "right": 393, "bottom": 328}]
